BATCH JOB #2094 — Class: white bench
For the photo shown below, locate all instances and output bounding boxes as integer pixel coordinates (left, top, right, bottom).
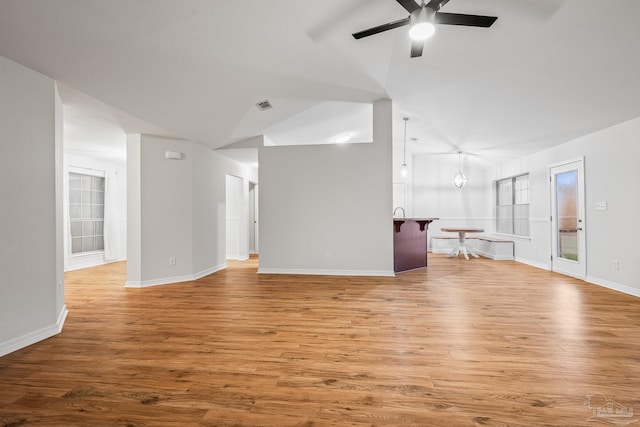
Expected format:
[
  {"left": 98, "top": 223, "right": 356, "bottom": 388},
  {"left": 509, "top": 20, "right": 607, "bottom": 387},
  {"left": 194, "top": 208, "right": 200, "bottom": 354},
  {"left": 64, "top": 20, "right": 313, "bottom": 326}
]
[{"left": 431, "top": 235, "right": 514, "bottom": 260}]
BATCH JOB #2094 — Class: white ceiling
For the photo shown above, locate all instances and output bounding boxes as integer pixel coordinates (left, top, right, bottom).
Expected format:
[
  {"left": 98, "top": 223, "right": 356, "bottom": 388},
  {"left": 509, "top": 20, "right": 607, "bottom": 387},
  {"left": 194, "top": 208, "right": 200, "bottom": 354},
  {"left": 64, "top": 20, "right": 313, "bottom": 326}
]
[{"left": 1, "top": 0, "right": 639, "bottom": 165}]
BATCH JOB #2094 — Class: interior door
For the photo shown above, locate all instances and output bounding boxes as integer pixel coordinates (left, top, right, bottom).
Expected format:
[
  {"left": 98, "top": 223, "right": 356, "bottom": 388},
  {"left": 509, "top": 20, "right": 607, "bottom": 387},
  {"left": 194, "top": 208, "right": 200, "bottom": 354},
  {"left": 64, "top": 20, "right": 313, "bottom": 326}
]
[
  {"left": 550, "top": 159, "right": 586, "bottom": 279},
  {"left": 249, "top": 182, "right": 258, "bottom": 254}
]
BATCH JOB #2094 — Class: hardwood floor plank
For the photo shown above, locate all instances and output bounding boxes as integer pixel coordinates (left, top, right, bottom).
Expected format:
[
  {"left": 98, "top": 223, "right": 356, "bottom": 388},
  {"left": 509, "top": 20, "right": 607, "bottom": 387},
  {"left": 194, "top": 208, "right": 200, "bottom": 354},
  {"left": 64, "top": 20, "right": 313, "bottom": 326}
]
[{"left": 1, "top": 255, "right": 640, "bottom": 426}]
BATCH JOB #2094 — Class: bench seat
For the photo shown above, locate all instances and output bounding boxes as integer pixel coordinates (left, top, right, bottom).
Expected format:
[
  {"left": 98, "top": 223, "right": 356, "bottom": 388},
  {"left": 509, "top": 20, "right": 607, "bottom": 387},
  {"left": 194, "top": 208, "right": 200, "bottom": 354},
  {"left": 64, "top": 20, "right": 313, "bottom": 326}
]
[{"left": 431, "top": 235, "right": 514, "bottom": 260}]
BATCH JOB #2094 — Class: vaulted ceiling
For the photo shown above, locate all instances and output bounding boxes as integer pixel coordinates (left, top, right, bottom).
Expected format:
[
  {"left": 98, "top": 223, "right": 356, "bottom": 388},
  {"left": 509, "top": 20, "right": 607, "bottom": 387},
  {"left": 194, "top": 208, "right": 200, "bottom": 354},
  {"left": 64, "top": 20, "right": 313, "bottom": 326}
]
[{"left": 0, "top": 0, "right": 639, "bottom": 165}]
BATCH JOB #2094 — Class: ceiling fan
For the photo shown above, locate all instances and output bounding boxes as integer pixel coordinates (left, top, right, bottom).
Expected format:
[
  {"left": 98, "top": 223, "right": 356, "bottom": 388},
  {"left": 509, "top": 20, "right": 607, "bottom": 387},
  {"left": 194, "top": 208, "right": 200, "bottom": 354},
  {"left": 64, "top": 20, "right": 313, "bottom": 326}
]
[{"left": 352, "top": 0, "right": 498, "bottom": 58}]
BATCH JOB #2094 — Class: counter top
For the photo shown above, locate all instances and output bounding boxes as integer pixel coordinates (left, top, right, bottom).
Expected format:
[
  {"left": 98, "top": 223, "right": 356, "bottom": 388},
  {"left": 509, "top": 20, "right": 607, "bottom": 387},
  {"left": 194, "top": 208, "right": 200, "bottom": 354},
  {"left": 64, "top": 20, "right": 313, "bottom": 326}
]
[{"left": 393, "top": 217, "right": 439, "bottom": 222}]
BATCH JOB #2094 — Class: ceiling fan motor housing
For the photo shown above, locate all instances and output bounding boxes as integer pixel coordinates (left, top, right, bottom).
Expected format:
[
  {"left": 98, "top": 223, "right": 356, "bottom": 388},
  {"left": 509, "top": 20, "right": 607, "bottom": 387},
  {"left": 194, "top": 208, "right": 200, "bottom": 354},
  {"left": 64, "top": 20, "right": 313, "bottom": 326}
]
[{"left": 410, "top": 5, "right": 434, "bottom": 26}]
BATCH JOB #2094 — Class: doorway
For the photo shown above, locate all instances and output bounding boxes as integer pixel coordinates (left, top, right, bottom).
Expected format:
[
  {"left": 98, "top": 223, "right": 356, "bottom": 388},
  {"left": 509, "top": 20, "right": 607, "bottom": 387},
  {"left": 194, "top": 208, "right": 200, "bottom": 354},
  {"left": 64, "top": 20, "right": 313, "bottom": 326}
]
[
  {"left": 550, "top": 158, "right": 586, "bottom": 279},
  {"left": 225, "top": 175, "right": 244, "bottom": 260},
  {"left": 249, "top": 182, "right": 258, "bottom": 254}
]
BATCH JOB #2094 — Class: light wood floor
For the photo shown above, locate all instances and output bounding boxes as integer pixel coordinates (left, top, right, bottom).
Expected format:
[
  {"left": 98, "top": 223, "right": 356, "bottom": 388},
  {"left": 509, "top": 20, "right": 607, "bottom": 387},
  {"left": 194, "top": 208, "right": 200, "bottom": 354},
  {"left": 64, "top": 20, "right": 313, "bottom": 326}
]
[{"left": 1, "top": 255, "right": 639, "bottom": 426}]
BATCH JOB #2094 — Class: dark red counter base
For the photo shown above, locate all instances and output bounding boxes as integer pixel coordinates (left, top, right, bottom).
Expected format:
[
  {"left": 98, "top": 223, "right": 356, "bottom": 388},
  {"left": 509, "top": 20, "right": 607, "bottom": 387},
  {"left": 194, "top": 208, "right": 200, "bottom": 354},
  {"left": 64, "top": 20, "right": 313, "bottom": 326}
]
[{"left": 393, "top": 218, "right": 437, "bottom": 273}]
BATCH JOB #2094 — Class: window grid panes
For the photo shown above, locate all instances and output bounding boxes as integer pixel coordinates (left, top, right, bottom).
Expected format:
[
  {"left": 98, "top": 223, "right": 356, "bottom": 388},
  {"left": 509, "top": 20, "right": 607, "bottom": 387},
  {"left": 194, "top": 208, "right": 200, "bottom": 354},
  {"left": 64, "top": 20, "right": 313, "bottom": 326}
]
[
  {"left": 496, "top": 179, "right": 513, "bottom": 234},
  {"left": 496, "top": 174, "right": 530, "bottom": 237},
  {"left": 69, "top": 172, "right": 105, "bottom": 254}
]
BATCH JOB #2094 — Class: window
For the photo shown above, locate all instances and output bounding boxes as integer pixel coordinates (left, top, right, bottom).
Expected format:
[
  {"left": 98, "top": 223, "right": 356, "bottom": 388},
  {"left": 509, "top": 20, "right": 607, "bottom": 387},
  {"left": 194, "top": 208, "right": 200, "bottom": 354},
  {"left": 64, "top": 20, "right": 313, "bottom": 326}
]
[
  {"left": 496, "top": 174, "right": 529, "bottom": 237},
  {"left": 69, "top": 172, "right": 105, "bottom": 254}
]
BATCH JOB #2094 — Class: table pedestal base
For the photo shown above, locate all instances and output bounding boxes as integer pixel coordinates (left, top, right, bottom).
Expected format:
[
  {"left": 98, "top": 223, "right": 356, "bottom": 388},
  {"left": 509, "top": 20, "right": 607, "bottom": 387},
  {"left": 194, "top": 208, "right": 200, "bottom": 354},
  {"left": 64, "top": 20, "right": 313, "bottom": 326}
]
[{"left": 447, "top": 232, "right": 480, "bottom": 260}]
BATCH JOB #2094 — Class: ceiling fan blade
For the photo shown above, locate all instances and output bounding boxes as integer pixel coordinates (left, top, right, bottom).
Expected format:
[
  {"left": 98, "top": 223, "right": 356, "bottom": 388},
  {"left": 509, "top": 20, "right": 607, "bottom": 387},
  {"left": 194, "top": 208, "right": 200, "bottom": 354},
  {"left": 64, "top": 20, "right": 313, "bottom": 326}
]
[
  {"left": 426, "top": 0, "right": 450, "bottom": 11},
  {"left": 352, "top": 17, "right": 410, "bottom": 39},
  {"left": 395, "top": 0, "right": 420, "bottom": 13},
  {"left": 435, "top": 12, "right": 497, "bottom": 27},
  {"left": 410, "top": 40, "right": 424, "bottom": 58}
]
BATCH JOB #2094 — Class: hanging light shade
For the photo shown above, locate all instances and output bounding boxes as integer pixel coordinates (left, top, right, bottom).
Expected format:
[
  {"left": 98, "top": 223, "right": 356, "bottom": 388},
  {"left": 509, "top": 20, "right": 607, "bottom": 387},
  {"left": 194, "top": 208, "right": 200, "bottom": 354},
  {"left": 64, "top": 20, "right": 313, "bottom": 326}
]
[
  {"left": 401, "top": 117, "right": 409, "bottom": 178},
  {"left": 453, "top": 151, "right": 467, "bottom": 188}
]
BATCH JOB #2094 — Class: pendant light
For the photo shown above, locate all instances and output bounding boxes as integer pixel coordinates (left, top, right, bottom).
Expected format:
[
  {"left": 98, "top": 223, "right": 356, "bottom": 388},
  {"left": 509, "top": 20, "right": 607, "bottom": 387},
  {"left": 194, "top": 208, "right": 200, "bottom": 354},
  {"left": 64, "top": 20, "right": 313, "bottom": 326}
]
[
  {"left": 400, "top": 117, "right": 409, "bottom": 178},
  {"left": 453, "top": 151, "right": 467, "bottom": 188}
]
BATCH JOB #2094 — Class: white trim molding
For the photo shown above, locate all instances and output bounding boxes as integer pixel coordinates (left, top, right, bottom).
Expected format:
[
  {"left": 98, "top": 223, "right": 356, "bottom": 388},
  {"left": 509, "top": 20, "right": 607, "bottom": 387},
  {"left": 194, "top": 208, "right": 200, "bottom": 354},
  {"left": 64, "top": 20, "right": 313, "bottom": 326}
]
[
  {"left": 193, "top": 264, "right": 228, "bottom": 281},
  {"left": 0, "top": 305, "right": 68, "bottom": 357},
  {"left": 258, "top": 268, "right": 395, "bottom": 277},
  {"left": 65, "top": 256, "right": 126, "bottom": 272},
  {"left": 124, "top": 264, "right": 227, "bottom": 288},
  {"left": 515, "top": 257, "right": 551, "bottom": 271},
  {"left": 515, "top": 260, "right": 639, "bottom": 299},
  {"left": 586, "top": 275, "right": 640, "bottom": 298}
]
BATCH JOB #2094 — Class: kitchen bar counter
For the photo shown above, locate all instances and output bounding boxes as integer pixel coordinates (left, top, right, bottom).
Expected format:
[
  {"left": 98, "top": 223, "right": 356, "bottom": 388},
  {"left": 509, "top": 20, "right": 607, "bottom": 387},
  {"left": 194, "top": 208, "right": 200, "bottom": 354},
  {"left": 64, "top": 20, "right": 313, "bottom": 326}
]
[{"left": 393, "top": 218, "right": 438, "bottom": 273}]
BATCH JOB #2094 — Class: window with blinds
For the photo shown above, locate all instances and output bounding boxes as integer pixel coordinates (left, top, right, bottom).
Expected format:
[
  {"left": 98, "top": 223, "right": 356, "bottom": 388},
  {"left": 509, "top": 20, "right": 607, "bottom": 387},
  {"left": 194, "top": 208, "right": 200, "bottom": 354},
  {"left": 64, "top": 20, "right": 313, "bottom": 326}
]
[
  {"left": 69, "top": 172, "right": 105, "bottom": 254},
  {"left": 496, "top": 174, "right": 530, "bottom": 237}
]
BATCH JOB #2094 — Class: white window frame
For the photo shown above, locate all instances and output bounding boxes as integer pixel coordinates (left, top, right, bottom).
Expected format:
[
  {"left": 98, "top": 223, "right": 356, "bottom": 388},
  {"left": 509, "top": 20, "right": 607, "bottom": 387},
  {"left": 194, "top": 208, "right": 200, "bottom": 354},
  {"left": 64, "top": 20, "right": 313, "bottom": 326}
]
[
  {"left": 68, "top": 167, "right": 106, "bottom": 257},
  {"left": 495, "top": 173, "right": 530, "bottom": 238}
]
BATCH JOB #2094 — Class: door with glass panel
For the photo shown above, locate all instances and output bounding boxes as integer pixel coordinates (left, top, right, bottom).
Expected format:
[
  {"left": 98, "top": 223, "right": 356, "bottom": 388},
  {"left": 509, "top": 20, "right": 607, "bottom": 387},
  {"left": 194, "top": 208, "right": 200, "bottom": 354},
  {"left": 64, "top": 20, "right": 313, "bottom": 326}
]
[{"left": 550, "top": 159, "right": 585, "bottom": 279}]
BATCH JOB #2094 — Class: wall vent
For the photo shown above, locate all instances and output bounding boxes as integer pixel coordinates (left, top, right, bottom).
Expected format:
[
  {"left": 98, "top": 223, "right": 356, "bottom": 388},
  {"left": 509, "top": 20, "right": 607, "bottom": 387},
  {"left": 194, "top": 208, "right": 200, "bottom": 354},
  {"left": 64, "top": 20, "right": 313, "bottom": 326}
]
[{"left": 255, "top": 100, "right": 273, "bottom": 111}]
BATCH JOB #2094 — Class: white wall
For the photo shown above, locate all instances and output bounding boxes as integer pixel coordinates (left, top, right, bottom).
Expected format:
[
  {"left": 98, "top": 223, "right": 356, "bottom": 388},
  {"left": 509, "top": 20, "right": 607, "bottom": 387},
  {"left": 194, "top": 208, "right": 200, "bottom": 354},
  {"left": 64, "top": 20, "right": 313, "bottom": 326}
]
[
  {"left": 63, "top": 153, "right": 127, "bottom": 271},
  {"left": 127, "top": 135, "right": 193, "bottom": 286},
  {"left": 0, "top": 55, "right": 66, "bottom": 356},
  {"left": 126, "top": 134, "right": 142, "bottom": 284},
  {"left": 257, "top": 99, "right": 394, "bottom": 276},
  {"left": 127, "top": 135, "right": 257, "bottom": 287},
  {"left": 412, "top": 154, "right": 497, "bottom": 237},
  {"left": 192, "top": 142, "right": 256, "bottom": 277},
  {"left": 499, "top": 116, "right": 640, "bottom": 296},
  {"left": 55, "top": 84, "right": 65, "bottom": 319}
]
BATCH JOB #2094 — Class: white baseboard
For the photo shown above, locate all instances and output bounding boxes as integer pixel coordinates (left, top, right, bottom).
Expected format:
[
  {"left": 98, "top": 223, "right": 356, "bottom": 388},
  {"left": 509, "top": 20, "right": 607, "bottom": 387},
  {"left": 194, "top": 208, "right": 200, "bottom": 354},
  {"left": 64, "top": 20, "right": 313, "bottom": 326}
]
[
  {"left": 258, "top": 268, "right": 395, "bottom": 277},
  {"left": 65, "top": 257, "right": 126, "bottom": 272},
  {"left": 226, "top": 253, "right": 250, "bottom": 261},
  {"left": 476, "top": 250, "right": 514, "bottom": 261},
  {"left": 514, "top": 260, "right": 639, "bottom": 299},
  {"left": 125, "top": 263, "right": 227, "bottom": 288},
  {"left": 551, "top": 267, "right": 585, "bottom": 280},
  {"left": 193, "top": 263, "right": 227, "bottom": 280},
  {"left": 431, "top": 248, "right": 450, "bottom": 254},
  {"left": 515, "top": 257, "right": 551, "bottom": 271},
  {"left": 586, "top": 275, "right": 640, "bottom": 298},
  {"left": 0, "top": 305, "right": 68, "bottom": 357}
]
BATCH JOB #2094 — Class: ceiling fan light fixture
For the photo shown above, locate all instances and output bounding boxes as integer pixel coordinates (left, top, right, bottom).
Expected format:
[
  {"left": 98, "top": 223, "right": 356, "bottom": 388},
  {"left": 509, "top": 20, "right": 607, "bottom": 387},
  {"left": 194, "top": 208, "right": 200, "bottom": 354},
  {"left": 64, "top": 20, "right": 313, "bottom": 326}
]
[
  {"left": 409, "top": 22, "right": 435, "bottom": 41},
  {"left": 351, "top": 0, "right": 498, "bottom": 58},
  {"left": 409, "top": 6, "right": 435, "bottom": 41}
]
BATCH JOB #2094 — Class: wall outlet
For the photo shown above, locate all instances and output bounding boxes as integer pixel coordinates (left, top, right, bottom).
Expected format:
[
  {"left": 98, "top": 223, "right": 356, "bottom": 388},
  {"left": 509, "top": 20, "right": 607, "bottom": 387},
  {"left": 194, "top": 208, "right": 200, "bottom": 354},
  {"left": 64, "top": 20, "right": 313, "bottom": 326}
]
[
  {"left": 325, "top": 251, "right": 332, "bottom": 260},
  {"left": 169, "top": 256, "right": 176, "bottom": 266},
  {"left": 612, "top": 260, "right": 619, "bottom": 270}
]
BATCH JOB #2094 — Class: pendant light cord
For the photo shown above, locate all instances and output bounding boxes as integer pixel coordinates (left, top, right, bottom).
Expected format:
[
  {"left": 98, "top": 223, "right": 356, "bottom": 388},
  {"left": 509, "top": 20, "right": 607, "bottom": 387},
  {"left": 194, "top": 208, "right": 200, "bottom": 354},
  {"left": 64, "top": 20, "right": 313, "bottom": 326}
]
[{"left": 403, "top": 117, "right": 409, "bottom": 164}]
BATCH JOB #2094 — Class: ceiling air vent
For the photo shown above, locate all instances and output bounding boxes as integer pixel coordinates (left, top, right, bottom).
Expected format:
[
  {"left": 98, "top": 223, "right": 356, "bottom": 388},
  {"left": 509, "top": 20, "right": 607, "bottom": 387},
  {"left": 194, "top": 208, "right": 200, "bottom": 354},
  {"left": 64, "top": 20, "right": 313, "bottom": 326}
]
[{"left": 255, "top": 100, "right": 273, "bottom": 111}]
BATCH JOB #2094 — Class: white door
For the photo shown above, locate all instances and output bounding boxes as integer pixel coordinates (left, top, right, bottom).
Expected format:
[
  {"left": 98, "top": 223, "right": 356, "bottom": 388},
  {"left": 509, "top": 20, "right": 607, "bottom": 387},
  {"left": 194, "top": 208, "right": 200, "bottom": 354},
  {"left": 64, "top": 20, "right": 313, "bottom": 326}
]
[
  {"left": 550, "top": 159, "right": 586, "bottom": 279},
  {"left": 249, "top": 183, "right": 258, "bottom": 254},
  {"left": 226, "top": 175, "right": 243, "bottom": 260}
]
